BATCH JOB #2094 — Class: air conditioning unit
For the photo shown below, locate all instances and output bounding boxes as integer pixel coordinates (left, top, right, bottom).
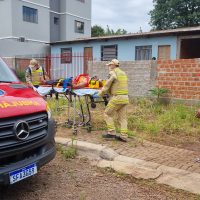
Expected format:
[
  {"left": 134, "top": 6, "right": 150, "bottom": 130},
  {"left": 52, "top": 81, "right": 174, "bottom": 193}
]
[{"left": 19, "top": 37, "right": 25, "bottom": 42}]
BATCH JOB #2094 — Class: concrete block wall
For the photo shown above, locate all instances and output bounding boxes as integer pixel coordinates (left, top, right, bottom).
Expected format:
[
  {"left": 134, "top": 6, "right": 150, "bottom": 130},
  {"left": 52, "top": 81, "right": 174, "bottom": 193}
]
[
  {"left": 88, "top": 61, "right": 157, "bottom": 97},
  {"left": 157, "top": 59, "right": 200, "bottom": 100}
]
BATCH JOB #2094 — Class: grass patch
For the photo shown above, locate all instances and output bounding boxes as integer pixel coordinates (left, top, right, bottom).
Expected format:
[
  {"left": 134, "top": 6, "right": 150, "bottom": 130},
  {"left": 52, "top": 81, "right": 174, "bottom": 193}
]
[
  {"left": 51, "top": 96, "right": 200, "bottom": 147},
  {"left": 127, "top": 100, "right": 200, "bottom": 136},
  {"left": 57, "top": 143, "right": 77, "bottom": 160}
]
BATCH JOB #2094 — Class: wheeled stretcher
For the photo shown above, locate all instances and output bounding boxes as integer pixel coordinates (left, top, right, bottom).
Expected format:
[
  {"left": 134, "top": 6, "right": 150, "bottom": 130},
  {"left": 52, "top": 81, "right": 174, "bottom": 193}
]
[{"left": 36, "top": 85, "right": 108, "bottom": 134}]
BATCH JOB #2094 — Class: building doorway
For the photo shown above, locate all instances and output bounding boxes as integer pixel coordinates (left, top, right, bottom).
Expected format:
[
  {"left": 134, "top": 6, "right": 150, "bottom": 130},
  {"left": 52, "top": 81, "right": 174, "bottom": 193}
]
[{"left": 84, "top": 47, "right": 93, "bottom": 74}]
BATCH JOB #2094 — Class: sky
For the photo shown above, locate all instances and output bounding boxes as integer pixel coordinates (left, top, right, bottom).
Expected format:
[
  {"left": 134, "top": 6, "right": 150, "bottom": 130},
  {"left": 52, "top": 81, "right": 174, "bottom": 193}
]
[{"left": 92, "top": 0, "right": 154, "bottom": 33}]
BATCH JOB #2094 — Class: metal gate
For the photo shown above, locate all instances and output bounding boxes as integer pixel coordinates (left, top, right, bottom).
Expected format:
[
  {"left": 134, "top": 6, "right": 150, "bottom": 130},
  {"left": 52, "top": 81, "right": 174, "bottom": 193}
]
[
  {"left": 3, "top": 53, "right": 93, "bottom": 80},
  {"left": 46, "top": 53, "right": 92, "bottom": 79}
]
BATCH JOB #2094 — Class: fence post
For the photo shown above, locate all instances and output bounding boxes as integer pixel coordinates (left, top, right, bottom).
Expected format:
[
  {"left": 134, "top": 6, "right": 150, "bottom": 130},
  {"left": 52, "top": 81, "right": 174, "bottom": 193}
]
[{"left": 45, "top": 55, "right": 51, "bottom": 79}]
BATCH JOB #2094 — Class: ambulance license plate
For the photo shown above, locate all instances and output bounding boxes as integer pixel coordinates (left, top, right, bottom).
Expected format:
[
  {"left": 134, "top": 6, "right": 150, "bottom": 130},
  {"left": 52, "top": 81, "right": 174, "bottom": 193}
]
[{"left": 9, "top": 163, "right": 37, "bottom": 184}]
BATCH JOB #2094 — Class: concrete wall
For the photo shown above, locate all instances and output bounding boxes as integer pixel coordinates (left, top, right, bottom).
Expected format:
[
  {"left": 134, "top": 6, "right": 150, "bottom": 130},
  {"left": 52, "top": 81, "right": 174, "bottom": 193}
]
[
  {"left": 50, "top": 0, "right": 60, "bottom": 42},
  {"left": 88, "top": 61, "right": 157, "bottom": 97},
  {"left": 59, "top": 0, "right": 91, "bottom": 41},
  {"left": 0, "top": 0, "right": 12, "bottom": 37},
  {"left": 50, "top": 12, "right": 60, "bottom": 42},
  {"left": 88, "top": 58, "right": 200, "bottom": 100},
  {"left": 64, "top": 15, "right": 91, "bottom": 41},
  {"left": 0, "top": 0, "right": 92, "bottom": 56},
  {"left": 51, "top": 36, "right": 177, "bottom": 61},
  {"left": 0, "top": 0, "right": 50, "bottom": 56},
  {"left": 0, "top": 39, "right": 50, "bottom": 57},
  {"left": 11, "top": 0, "right": 50, "bottom": 42},
  {"left": 66, "top": 0, "right": 91, "bottom": 19}
]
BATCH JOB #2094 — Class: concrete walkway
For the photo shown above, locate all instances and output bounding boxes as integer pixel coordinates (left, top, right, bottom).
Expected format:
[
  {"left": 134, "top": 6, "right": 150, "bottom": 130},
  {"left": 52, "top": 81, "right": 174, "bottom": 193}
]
[{"left": 55, "top": 135, "right": 200, "bottom": 195}]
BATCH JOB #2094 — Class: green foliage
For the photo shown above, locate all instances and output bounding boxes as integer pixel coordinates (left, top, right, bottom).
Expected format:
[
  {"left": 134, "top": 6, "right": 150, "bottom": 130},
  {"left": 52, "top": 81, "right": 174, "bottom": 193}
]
[
  {"left": 105, "top": 25, "right": 127, "bottom": 36},
  {"left": 149, "top": 87, "right": 169, "bottom": 99},
  {"left": 47, "top": 97, "right": 68, "bottom": 115},
  {"left": 16, "top": 70, "right": 26, "bottom": 82},
  {"left": 91, "top": 25, "right": 105, "bottom": 37},
  {"left": 127, "top": 100, "right": 200, "bottom": 137},
  {"left": 91, "top": 25, "right": 128, "bottom": 37},
  {"left": 58, "top": 142, "right": 77, "bottom": 160},
  {"left": 149, "top": 0, "right": 200, "bottom": 30}
]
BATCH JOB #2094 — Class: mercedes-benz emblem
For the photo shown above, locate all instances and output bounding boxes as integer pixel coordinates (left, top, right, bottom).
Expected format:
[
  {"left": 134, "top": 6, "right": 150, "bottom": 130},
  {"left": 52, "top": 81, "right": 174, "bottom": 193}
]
[{"left": 14, "top": 121, "right": 30, "bottom": 141}]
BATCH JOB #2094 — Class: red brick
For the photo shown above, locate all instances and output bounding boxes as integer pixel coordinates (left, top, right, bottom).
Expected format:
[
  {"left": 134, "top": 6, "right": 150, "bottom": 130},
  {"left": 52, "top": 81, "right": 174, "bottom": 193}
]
[{"left": 157, "top": 60, "right": 163, "bottom": 64}]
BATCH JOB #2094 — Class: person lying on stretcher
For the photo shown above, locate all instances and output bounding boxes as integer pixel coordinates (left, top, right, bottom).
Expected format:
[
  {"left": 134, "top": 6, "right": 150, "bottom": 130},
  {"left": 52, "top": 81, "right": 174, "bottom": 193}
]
[
  {"left": 72, "top": 74, "right": 106, "bottom": 89},
  {"left": 42, "top": 74, "right": 105, "bottom": 90},
  {"left": 44, "top": 74, "right": 89, "bottom": 89}
]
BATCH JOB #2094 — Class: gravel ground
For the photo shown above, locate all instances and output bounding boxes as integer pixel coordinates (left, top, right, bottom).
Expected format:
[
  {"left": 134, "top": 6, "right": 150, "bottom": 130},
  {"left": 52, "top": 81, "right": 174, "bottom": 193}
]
[{"left": 0, "top": 153, "right": 199, "bottom": 200}]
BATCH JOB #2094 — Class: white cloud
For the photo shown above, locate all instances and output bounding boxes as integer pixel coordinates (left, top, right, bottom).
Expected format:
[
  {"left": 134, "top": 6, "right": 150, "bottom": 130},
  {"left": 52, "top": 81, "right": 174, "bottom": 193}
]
[{"left": 92, "top": 0, "right": 154, "bottom": 33}]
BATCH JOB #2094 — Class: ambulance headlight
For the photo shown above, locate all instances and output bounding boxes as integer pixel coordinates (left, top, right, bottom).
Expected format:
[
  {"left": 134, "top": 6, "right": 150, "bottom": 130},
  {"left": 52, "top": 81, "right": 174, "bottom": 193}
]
[{"left": 46, "top": 103, "right": 52, "bottom": 119}]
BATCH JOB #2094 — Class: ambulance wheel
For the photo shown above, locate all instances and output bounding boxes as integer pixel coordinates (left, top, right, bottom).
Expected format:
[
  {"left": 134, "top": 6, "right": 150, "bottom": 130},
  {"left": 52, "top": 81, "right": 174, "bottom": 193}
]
[{"left": 91, "top": 102, "right": 96, "bottom": 108}]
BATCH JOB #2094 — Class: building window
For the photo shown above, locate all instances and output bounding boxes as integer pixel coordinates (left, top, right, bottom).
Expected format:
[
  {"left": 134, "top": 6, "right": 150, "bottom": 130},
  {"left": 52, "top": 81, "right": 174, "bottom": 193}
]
[
  {"left": 61, "top": 48, "right": 72, "bottom": 64},
  {"left": 54, "top": 17, "right": 59, "bottom": 25},
  {"left": 101, "top": 45, "right": 118, "bottom": 61},
  {"left": 75, "top": 20, "right": 84, "bottom": 33},
  {"left": 135, "top": 45, "right": 152, "bottom": 60},
  {"left": 23, "top": 6, "right": 38, "bottom": 23}
]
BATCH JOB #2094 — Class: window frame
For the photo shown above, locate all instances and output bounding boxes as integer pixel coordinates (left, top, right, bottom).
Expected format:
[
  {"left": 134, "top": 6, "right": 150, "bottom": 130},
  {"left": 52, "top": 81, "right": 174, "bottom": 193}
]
[
  {"left": 54, "top": 17, "right": 59, "bottom": 25},
  {"left": 61, "top": 48, "right": 72, "bottom": 64},
  {"left": 135, "top": 45, "right": 152, "bottom": 61},
  {"left": 75, "top": 20, "right": 84, "bottom": 34},
  {"left": 23, "top": 6, "right": 38, "bottom": 24},
  {"left": 101, "top": 45, "right": 118, "bottom": 61}
]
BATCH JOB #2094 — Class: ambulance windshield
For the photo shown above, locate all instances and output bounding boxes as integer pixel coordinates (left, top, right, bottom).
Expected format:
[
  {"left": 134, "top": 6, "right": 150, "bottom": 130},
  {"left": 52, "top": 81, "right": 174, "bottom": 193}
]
[{"left": 0, "top": 58, "right": 18, "bottom": 83}]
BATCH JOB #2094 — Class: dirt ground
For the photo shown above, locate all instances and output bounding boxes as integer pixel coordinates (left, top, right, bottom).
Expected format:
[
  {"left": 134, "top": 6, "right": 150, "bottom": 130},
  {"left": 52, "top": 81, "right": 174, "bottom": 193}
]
[
  {"left": 52, "top": 101, "right": 200, "bottom": 152},
  {"left": 0, "top": 153, "right": 199, "bottom": 200}
]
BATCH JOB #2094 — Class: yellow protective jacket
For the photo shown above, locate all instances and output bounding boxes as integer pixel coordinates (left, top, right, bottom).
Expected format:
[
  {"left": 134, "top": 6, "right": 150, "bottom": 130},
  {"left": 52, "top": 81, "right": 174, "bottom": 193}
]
[
  {"left": 25, "top": 66, "right": 44, "bottom": 86},
  {"left": 98, "top": 67, "right": 129, "bottom": 105}
]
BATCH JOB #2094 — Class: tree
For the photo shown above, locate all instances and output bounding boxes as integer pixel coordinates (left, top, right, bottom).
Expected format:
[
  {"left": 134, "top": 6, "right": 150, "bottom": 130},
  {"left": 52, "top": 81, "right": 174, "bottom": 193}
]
[
  {"left": 149, "top": 0, "right": 200, "bottom": 30},
  {"left": 91, "top": 25, "right": 128, "bottom": 37},
  {"left": 91, "top": 25, "right": 105, "bottom": 37}
]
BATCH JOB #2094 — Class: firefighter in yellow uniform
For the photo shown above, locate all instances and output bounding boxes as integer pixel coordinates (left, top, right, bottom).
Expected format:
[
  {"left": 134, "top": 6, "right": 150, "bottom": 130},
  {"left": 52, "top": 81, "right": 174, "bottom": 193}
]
[
  {"left": 93, "top": 59, "right": 129, "bottom": 142},
  {"left": 25, "top": 59, "right": 48, "bottom": 89}
]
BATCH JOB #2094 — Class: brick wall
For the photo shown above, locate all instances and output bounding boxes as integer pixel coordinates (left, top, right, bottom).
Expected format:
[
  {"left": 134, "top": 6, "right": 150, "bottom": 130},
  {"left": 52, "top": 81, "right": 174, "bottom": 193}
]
[
  {"left": 2, "top": 57, "right": 15, "bottom": 69},
  {"left": 15, "top": 58, "right": 46, "bottom": 72},
  {"left": 157, "top": 59, "right": 200, "bottom": 100},
  {"left": 88, "top": 61, "right": 157, "bottom": 97},
  {"left": 2, "top": 57, "right": 46, "bottom": 72}
]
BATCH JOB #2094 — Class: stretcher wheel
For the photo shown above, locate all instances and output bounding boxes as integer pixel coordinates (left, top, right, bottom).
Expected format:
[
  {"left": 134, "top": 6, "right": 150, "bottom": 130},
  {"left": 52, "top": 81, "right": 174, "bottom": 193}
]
[
  {"left": 65, "top": 120, "right": 73, "bottom": 128},
  {"left": 91, "top": 102, "right": 96, "bottom": 108},
  {"left": 73, "top": 129, "right": 78, "bottom": 135},
  {"left": 87, "top": 126, "right": 92, "bottom": 133}
]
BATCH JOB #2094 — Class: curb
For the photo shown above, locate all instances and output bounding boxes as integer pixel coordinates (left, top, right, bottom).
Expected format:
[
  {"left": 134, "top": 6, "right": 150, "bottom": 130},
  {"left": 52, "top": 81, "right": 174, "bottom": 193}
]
[{"left": 55, "top": 137, "right": 200, "bottom": 195}]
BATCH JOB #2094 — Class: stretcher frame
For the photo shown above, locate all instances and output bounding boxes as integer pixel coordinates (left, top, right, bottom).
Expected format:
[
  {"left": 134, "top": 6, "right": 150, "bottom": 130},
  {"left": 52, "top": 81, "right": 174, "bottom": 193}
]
[{"left": 37, "top": 85, "right": 108, "bottom": 135}]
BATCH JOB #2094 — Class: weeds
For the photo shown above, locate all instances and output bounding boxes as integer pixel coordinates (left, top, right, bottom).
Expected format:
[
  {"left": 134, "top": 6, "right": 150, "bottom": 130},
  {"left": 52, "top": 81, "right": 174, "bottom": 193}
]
[
  {"left": 51, "top": 95, "right": 200, "bottom": 145},
  {"left": 57, "top": 139, "right": 77, "bottom": 160}
]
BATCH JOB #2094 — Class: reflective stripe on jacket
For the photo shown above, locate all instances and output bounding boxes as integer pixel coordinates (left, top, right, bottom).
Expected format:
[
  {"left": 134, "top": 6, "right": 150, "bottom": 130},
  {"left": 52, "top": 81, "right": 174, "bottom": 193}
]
[{"left": 98, "top": 67, "right": 129, "bottom": 104}]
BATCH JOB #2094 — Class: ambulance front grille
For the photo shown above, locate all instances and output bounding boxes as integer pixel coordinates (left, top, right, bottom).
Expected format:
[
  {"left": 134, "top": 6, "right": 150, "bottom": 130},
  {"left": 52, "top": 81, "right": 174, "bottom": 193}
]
[{"left": 0, "top": 112, "right": 48, "bottom": 151}]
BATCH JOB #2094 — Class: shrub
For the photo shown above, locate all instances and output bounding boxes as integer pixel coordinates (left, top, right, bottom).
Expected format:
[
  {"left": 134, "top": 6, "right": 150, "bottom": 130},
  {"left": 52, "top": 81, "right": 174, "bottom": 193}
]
[
  {"left": 16, "top": 70, "right": 26, "bottom": 82},
  {"left": 149, "top": 87, "right": 169, "bottom": 100}
]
